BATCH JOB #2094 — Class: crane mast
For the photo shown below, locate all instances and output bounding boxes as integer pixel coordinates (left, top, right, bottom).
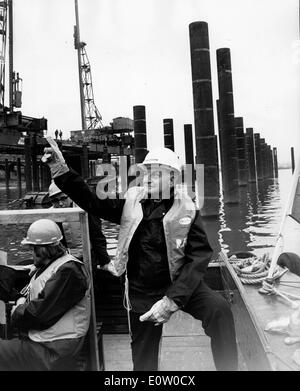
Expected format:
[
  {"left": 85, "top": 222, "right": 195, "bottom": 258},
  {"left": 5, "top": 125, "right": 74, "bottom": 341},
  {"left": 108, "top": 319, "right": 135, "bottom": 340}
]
[
  {"left": 0, "top": 0, "right": 21, "bottom": 113},
  {"left": 0, "top": 1, "right": 8, "bottom": 109},
  {"left": 74, "top": 0, "right": 103, "bottom": 130}
]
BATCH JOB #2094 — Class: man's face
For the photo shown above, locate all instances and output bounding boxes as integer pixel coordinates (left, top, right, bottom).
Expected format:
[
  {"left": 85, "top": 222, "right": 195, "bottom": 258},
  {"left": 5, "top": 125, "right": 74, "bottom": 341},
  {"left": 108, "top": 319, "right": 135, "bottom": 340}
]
[
  {"left": 50, "top": 192, "right": 72, "bottom": 208},
  {"left": 31, "top": 246, "right": 48, "bottom": 268},
  {"left": 143, "top": 164, "right": 177, "bottom": 199}
]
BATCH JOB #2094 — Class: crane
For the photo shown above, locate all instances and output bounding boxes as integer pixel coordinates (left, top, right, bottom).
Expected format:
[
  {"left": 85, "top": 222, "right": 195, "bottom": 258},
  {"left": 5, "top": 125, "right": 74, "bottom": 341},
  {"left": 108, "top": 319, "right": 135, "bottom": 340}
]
[
  {"left": 0, "top": 1, "right": 8, "bottom": 109},
  {"left": 74, "top": 0, "right": 103, "bottom": 131},
  {"left": 0, "top": 0, "right": 22, "bottom": 112}
]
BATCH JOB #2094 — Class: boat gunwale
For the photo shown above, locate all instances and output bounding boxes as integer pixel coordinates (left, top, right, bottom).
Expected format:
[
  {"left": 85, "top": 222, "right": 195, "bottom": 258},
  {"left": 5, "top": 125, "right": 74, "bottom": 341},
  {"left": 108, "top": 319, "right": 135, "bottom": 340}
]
[{"left": 218, "top": 250, "right": 275, "bottom": 370}]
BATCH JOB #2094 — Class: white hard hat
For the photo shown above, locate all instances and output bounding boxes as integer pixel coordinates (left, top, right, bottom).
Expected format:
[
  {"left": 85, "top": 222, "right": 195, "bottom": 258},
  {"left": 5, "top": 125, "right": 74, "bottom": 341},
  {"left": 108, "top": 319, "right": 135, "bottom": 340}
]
[
  {"left": 142, "top": 147, "right": 182, "bottom": 172},
  {"left": 21, "top": 219, "right": 63, "bottom": 246},
  {"left": 48, "top": 181, "right": 63, "bottom": 198}
]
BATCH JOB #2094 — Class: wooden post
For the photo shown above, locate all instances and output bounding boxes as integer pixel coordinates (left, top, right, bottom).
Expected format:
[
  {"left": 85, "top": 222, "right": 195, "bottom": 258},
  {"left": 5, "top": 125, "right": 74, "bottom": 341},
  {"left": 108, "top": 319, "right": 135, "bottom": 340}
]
[
  {"left": 291, "top": 147, "right": 295, "bottom": 174},
  {"left": 4, "top": 159, "right": 10, "bottom": 189},
  {"left": 163, "top": 118, "right": 175, "bottom": 151},
  {"left": 81, "top": 143, "right": 89, "bottom": 179},
  {"left": 133, "top": 105, "right": 148, "bottom": 163},
  {"left": 31, "top": 135, "right": 39, "bottom": 192},
  {"left": 17, "top": 157, "right": 22, "bottom": 196},
  {"left": 216, "top": 48, "right": 239, "bottom": 203},
  {"left": 24, "top": 136, "right": 32, "bottom": 192},
  {"left": 189, "top": 21, "right": 220, "bottom": 215}
]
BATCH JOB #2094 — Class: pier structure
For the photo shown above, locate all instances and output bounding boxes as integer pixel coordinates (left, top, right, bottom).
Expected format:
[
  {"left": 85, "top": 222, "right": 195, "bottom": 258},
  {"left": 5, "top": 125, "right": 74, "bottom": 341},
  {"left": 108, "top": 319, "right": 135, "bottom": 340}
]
[
  {"left": 189, "top": 21, "right": 220, "bottom": 216},
  {"left": 163, "top": 118, "right": 175, "bottom": 151},
  {"left": 216, "top": 48, "right": 239, "bottom": 203},
  {"left": 245, "top": 128, "right": 257, "bottom": 183},
  {"left": 234, "top": 117, "right": 247, "bottom": 186}
]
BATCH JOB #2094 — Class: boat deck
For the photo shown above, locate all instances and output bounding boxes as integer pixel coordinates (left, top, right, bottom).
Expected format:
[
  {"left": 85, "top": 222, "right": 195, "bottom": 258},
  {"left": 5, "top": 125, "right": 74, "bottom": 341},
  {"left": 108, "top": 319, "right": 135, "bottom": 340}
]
[
  {"left": 102, "top": 310, "right": 247, "bottom": 371},
  {"left": 242, "top": 270, "right": 300, "bottom": 370},
  {"left": 102, "top": 311, "right": 216, "bottom": 371}
]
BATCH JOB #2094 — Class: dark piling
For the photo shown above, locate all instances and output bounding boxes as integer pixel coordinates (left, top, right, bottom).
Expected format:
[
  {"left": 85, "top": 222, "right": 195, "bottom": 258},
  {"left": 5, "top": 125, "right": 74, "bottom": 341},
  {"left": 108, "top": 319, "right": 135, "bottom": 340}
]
[
  {"left": 245, "top": 128, "right": 257, "bottom": 183},
  {"left": 189, "top": 21, "right": 220, "bottom": 215},
  {"left": 133, "top": 105, "right": 148, "bottom": 164},
  {"left": 163, "top": 119, "right": 175, "bottom": 151},
  {"left": 216, "top": 48, "right": 239, "bottom": 203},
  {"left": 234, "top": 117, "right": 247, "bottom": 186}
]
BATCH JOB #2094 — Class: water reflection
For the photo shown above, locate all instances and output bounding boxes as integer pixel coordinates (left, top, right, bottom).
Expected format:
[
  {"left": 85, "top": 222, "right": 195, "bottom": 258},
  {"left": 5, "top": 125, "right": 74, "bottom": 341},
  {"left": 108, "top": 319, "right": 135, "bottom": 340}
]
[
  {"left": 0, "top": 169, "right": 295, "bottom": 264},
  {"left": 203, "top": 172, "right": 285, "bottom": 259}
]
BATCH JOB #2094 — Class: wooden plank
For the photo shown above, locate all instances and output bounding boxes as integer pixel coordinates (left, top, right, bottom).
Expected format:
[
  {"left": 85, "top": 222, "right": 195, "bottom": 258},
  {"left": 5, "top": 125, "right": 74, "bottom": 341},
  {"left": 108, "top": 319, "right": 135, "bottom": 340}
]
[
  {"left": 103, "top": 334, "right": 133, "bottom": 371},
  {"left": 0, "top": 207, "right": 83, "bottom": 224},
  {"left": 160, "top": 336, "right": 215, "bottom": 371},
  {"left": 80, "top": 212, "right": 101, "bottom": 371}
]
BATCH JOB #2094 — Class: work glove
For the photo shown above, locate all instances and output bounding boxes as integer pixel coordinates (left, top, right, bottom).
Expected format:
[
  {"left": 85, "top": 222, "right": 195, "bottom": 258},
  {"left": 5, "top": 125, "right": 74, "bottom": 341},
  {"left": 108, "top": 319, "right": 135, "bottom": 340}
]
[
  {"left": 99, "top": 261, "right": 118, "bottom": 277},
  {"left": 42, "top": 136, "right": 69, "bottom": 178},
  {"left": 11, "top": 296, "right": 26, "bottom": 316},
  {"left": 139, "top": 296, "right": 179, "bottom": 326}
]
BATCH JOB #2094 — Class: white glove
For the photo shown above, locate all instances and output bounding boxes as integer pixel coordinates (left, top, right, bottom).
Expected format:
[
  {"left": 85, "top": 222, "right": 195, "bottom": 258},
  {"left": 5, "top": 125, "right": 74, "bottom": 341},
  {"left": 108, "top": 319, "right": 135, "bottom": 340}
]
[
  {"left": 139, "top": 296, "right": 179, "bottom": 326},
  {"left": 11, "top": 296, "right": 27, "bottom": 316},
  {"left": 42, "top": 136, "right": 69, "bottom": 178},
  {"left": 100, "top": 261, "right": 118, "bottom": 277}
]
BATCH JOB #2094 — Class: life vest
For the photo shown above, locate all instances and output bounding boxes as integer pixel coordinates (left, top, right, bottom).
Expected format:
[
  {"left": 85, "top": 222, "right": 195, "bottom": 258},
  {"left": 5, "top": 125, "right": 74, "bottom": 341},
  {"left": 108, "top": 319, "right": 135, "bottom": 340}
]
[
  {"left": 27, "top": 253, "right": 91, "bottom": 343},
  {"left": 113, "top": 185, "right": 196, "bottom": 281}
]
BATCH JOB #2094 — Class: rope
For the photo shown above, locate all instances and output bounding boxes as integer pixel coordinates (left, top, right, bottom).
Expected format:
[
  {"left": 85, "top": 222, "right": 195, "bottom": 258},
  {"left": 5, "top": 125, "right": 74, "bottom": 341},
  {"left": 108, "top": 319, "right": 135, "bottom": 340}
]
[
  {"left": 229, "top": 254, "right": 286, "bottom": 285},
  {"left": 123, "top": 271, "right": 132, "bottom": 336}
]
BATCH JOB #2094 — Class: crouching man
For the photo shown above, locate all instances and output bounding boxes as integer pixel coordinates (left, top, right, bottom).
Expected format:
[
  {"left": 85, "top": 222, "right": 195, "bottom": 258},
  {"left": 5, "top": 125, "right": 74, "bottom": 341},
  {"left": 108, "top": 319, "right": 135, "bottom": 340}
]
[{"left": 0, "top": 219, "right": 91, "bottom": 371}]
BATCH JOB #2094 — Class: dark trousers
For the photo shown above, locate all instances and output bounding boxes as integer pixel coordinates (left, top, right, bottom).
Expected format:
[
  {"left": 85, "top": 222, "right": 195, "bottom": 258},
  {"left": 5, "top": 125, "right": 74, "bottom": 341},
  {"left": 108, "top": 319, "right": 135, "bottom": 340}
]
[
  {"left": 0, "top": 336, "right": 84, "bottom": 371},
  {"left": 130, "top": 281, "right": 238, "bottom": 371}
]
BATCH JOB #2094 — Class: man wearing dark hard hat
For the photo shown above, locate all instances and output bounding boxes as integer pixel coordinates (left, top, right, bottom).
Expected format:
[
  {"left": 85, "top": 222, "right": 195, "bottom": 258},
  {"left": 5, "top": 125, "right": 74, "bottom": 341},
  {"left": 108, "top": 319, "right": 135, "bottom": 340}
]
[
  {"left": 43, "top": 144, "right": 238, "bottom": 371},
  {"left": 0, "top": 219, "right": 90, "bottom": 371}
]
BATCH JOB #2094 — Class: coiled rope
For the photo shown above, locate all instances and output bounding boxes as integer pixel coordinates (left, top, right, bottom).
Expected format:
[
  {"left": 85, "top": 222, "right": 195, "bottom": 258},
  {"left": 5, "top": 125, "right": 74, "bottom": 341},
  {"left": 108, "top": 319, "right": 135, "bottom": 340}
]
[{"left": 229, "top": 254, "right": 286, "bottom": 285}]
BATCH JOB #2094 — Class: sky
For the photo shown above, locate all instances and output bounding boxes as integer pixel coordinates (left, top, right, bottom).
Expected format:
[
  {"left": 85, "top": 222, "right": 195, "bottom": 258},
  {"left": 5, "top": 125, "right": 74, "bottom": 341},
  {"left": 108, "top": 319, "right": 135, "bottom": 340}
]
[{"left": 9, "top": 0, "right": 300, "bottom": 165}]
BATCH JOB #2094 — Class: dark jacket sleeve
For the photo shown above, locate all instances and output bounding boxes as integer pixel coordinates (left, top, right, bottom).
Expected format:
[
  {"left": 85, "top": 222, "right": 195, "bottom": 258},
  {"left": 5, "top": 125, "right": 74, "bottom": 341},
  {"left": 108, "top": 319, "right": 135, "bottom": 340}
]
[
  {"left": 88, "top": 214, "right": 111, "bottom": 266},
  {"left": 165, "top": 210, "right": 213, "bottom": 308},
  {"left": 54, "top": 168, "right": 125, "bottom": 224},
  {"left": 11, "top": 261, "right": 88, "bottom": 331}
]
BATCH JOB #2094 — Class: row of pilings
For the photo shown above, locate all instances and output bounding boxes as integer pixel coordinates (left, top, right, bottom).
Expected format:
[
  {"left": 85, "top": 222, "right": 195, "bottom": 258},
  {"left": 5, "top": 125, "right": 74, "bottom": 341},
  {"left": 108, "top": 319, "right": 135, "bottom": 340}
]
[
  {"left": 2, "top": 22, "right": 279, "bottom": 216},
  {"left": 132, "top": 21, "right": 279, "bottom": 217}
]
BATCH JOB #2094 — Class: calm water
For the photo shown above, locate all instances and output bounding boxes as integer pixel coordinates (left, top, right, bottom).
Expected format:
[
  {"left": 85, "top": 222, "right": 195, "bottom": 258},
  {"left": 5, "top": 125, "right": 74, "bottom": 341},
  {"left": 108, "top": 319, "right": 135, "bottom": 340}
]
[{"left": 0, "top": 169, "right": 296, "bottom": 264}]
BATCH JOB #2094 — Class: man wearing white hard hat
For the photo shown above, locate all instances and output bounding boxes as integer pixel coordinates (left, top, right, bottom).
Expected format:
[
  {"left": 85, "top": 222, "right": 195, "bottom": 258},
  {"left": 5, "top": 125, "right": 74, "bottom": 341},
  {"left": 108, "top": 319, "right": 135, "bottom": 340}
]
[
  {"left": 48, "top": 181, "right": 111, "bottom": 272},
  {"left": 0, "top": 219, "right": 90, "bottom": 371},
  {"left": 43, "top": 144, "right": 238, "bottom": 371}
]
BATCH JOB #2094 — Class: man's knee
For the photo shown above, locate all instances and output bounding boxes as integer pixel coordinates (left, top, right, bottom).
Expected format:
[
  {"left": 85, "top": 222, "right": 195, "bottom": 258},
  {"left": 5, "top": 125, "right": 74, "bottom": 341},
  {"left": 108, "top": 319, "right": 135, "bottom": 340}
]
[{"left": 203, "top": 294, "right": 233, "bottom": 328}]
